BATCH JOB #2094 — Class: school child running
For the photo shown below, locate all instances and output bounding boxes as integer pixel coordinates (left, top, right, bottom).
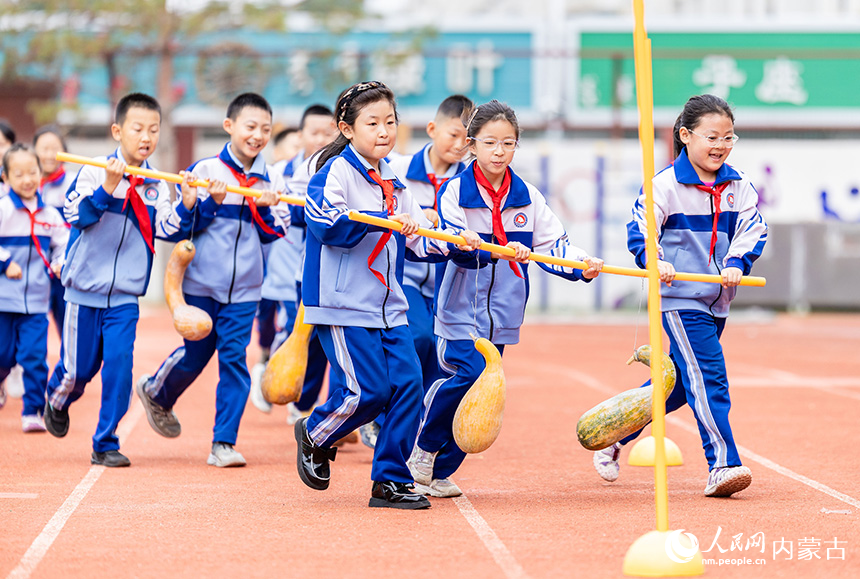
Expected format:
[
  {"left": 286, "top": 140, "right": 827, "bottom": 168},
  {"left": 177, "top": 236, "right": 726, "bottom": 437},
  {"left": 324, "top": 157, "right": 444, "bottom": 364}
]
[
  {"left": 296, "top": 81, "right": 482, "bottom": 509},
  {"left": 592, "top": 94, "right": 768, "bottom": 498},
  {"left": 136, "top": 93, "right": 287, "bottom": 468},
  {"left": 408, "top": 100, "right": 604, "bottom": 498},
  {"left": 250, "top": 104, "right": 336, "bottom": 419},
  {"left": 43, "top": 93, "right": 192, "bottom": 466},
  {"left": 0, "top": 145, "right": 68, "bottom": 431}
]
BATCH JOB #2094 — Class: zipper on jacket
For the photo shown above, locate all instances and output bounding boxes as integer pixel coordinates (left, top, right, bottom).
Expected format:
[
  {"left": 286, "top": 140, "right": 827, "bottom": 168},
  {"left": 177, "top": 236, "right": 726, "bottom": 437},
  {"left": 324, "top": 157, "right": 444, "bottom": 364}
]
[
  {"left": 486, "top": 261, "right": 497, "bottom": 341},
  {"left": 107, "top": 213, "right": 130, "bottom": 308},
  {"left": 227, "top": 201, "right": 244, "bottom": 304},
  {"left": 381, "top": 243, "right": 391, "bottom": 329},
  {"left": 707, "top": 194, "right": 723, "bottom": 316}
]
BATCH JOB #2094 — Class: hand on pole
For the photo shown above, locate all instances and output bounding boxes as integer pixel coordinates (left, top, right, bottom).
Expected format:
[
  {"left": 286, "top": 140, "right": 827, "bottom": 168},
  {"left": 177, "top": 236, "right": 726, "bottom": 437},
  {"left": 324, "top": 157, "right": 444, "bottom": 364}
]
[
  {"left": 179, "top": 171, "right": 199, "bottom": 210},
  {"left": 254, "top": 190, "right": 280, "bottom": 207},
  {"left": 657, "top": 259, "right": 676, "bottom": 286},
  {"left": 496, "top": 241, "right": 530, "bottom": 263},
  {"left": 103, "top": 158, "right": 126, "bottom": 195},
  {"left": 582, "top": 256, "right": 604, "bottom": 279},
  {"left": 456, "top": 229, "right": 483, "bottom": 252},
  {"left": 721, "top": 266, "right": 743, "bottom": 289},
  {"left": 207, "top": 180, "right": 228, "bottom": 205},
  {"left": 390, "top": 213, "right": 419, "bottom": 238}
]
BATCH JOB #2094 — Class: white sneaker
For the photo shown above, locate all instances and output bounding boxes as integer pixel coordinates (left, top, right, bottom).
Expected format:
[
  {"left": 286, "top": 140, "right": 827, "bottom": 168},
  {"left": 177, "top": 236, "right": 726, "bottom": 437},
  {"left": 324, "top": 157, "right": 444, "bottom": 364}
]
[
  {"left": 22, "top": 414, "right": 47, "bottom": 433},
  {"left": 6, "top": 365, "right": 24, "bottom": 399},
  {"left": 414, "top": 477, "right": 462, "bottom": 498},
  {"left": 593, "top": 443, "right": 622, "bottom": 482},
  {"left": 359, "top": 421, "right": 379, "bottom": 449},
  {"left": 704, "top": 466, "right": 752, "bottom": 497},
  {"left": 207, "top": 442, "right": 247, "bottom": 468},
  {"left": 406, "top": 445, "right": 437, "bottom": 486},
  {"left": 249, "top": 363, "right": 272, "bottom": 413},
  {"left": 285, "top": 403, "right": 305, "bottom": 425},
  {"left": 0, "top": 379, "right": 6, "bottom": 409}
]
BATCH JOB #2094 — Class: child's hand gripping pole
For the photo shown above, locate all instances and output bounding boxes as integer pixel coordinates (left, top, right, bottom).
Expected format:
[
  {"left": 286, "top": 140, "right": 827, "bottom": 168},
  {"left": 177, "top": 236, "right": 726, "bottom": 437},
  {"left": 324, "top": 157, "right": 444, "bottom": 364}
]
[
  {"left": 56, "top": 152, "right": 307, "bottom": 207},
  {"left": 345, "top": 210, "right": 767, "bottom": 287}
]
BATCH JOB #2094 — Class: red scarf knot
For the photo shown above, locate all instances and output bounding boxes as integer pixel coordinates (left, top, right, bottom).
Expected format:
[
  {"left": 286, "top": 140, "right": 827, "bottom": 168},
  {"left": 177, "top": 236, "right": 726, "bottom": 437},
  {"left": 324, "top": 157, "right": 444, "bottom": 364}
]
[
  {"left": 122, "top": 174, "right": 156, "bottom": 255},
  {"left": 472, "top": 164, "right": 523, "bottom": 279},
  {"left": 694, "top": 181, "right": 730, "bottom": 266},
  {"left": 221, "top": 161, "right": 283, "bottom": 238},
  {"left": 366, "top": 168, "right": 397, "bottom": 289}
]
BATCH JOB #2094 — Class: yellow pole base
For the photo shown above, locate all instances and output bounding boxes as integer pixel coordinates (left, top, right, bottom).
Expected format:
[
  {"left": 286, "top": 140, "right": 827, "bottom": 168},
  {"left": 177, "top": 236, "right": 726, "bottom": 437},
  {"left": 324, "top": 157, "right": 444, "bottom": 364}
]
[
  {"left": 628, "top": 436, "right": 684, "bottom": 466},
  {"left": 623, "top": 530, "right": 705, "bottom": 577}
]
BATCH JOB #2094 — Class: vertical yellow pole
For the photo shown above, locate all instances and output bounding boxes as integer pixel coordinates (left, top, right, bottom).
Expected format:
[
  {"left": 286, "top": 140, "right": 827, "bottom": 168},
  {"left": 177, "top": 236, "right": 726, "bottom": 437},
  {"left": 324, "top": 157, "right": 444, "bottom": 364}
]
[{"left": 632, "top": 0, "right": 669, "bottom": 533}]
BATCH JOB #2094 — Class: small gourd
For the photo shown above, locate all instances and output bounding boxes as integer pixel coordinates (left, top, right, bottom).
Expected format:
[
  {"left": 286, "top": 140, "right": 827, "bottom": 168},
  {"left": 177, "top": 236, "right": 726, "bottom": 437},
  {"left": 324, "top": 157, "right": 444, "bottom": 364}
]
[
  {"left": 262, "top": 302, "right": 314, "bottom": 405},
  {"left": 452, "top": 337, "right": 506, "bottom": 454},
  {"left": 164, "top": 240, "right": 212, "bottom": 341}
]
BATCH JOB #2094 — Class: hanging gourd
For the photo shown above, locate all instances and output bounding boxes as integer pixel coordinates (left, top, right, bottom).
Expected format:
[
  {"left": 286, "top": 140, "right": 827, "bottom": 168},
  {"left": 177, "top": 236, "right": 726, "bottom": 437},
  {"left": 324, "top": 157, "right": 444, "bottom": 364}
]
[
  {"left": 164, "top": 240, "right": 212, "bottom": 341},
  {"left": 262, "top": 302, "right": 314, "bottom": 405},
  {"left": 452, "top": 337, "right": 506, "bottom": 454}
]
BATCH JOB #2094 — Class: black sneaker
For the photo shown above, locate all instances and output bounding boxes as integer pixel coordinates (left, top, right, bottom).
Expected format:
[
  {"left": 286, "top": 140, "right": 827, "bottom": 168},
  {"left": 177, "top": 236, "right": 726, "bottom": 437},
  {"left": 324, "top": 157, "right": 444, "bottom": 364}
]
[
  {"left": 91, "top": 450, "right": 131, "bottom": 468},
  {"left": 44, "top": 401, "right": 69, "bottom": 438},
  {"left": 369, "top": 481, "right": 431, "bottom": 510},
  {"left": 294, "top": 417, "right": 336, "bottom": 490}
]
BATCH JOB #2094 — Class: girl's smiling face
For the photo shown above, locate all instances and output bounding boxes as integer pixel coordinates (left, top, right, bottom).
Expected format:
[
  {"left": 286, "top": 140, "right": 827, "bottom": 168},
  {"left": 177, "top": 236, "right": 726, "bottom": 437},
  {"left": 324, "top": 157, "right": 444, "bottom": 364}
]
[
  {"left": 679, "top": 112, "right": 735, "bottom": 182},
  {"left": 34, "top": 131, "right": 65, "bottom": 175},
  {"left": 340, "top": 99, "right": 397, "bottom": 170},
  {"left": 4, "top": 150, "right": 41, "bottom": 200},
  {"left": 469, "top": 119, "right": 518, "bottom": 185}
]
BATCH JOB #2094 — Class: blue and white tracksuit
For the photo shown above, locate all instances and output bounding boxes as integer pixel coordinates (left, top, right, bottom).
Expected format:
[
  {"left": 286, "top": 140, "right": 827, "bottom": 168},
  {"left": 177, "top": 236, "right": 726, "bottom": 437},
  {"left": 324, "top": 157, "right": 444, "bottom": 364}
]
[
  {"left": 144, "top": 143, "right": 288, "bottom": 446},
  {"left": 0, "top": 191, "right": 68, "bottom": 417},
  {"left": 46, "top": 148, "right": 188, "bottom": 452},
  {"left": 303, "top": 144, "right": 448, "bottom": 483},
  {"left": 620, "top": 149, "right": 768, "bottom": 471},
  {"left": 40, "top": 169, "right": 74, "bottom": 331},
  {"left": 388, "top": 145, "right": 465, "bottom": 393},
  {"left": 417, "top": 162, "right": 593, "bottom": 479}
]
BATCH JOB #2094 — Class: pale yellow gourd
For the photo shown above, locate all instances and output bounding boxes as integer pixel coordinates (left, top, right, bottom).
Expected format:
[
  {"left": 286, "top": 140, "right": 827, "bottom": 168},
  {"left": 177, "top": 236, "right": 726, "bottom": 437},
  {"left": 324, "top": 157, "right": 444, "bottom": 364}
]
[
  {"left": 575, "top": 345, "right": 676, "bottom": 451},
  {"left": 262, "top": 302, "right": 314, "bottom": 405},
  {"left": 452, "top": 337, "right": 506, "bottom": 454},
  {"left": 164, "top": 240, "right": 212, "bottom": 341}
]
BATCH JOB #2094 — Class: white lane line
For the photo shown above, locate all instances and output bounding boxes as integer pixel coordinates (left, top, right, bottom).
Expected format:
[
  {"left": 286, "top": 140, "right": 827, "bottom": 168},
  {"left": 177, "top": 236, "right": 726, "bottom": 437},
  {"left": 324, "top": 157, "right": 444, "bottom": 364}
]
[
  {"left": 0, "top": 494, "right": 38, "bottom": 499},
  {"left": 557, "top": 365, "right": 860, "bottom": 510},
  {"left": 453, "top": 494, "right": 529, "bottom": 579},
  {"left": 6, "top": 401, "right": 144, "bottom": 579}
]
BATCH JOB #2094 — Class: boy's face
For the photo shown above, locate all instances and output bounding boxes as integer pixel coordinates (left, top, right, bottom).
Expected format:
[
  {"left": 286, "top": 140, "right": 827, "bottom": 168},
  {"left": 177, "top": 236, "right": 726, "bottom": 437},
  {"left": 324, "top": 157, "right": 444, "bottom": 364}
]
[
  {"left": 273, "top": 131, "right": 301, "bottom": 163},
  {"left": 111, "top": 107, "right": 161, "bottom": 166},
  {"left": 223, "top": 106, "right": 273, "bottom": 167},
  {"left": 427, "top": 116, "right": 469, "bottom": 167},
  {"left": 301, "top": 114, "right": 336, "bottom": 157}
]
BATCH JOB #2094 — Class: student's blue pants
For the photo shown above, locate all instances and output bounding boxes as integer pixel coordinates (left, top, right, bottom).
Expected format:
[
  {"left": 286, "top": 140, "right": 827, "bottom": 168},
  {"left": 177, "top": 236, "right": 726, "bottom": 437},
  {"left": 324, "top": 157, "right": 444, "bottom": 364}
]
[
  {"left": 403, "top": 286, "right": 443, "bottom": 392},
  {"left": 0, "top": 312, "right": 49, "bottom": 416},
  {"left": 307, "top": 324, "right": 422, "bottom": 483},
  {"left": 416, "top": 337, "right": 506, "bottom": 480},
  {"left": 146, "top": 294, "right": 256, "bottom": 446},
  {"left": 256, "top": 298, "right": 277, "bottom": 351},
  {"left": 272, "top": 298, "right": 328, "bottom": 413},
  {"left": 46, "top": 303, "right": 138, "bottom": 452},
  {"left": 49, "top": 276, "right": 66, "bottom": 335},
  {"left": 619, "top": 310, "right": 741, "bottom": 471}
]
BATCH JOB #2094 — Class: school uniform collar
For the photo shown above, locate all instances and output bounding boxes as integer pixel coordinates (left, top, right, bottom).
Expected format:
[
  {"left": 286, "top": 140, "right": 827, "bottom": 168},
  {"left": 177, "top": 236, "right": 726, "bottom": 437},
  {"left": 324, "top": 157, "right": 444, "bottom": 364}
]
[
  {"left": 405, "top": 144, "right": 463, "bottom": 184},
  {"left": 284, "top": 150, "right": 306, "bottom": 176},
  {"left": 344, "top": 144, "right": 406, "bottom": 190},
  {"left": 457, "top": 160, "right": 531, "bottom": 210},
  {"left": 674, "top": 148, "right": 741, "bottom": 186},
  {"left": 218, "top": 143, "right": 270, "bottom": 182},
  {"left": 8, "top": 189, "right": 46, "bottom": 211},
  {"left": 107, "top": 148, "right": 161, "bottom": 185}
]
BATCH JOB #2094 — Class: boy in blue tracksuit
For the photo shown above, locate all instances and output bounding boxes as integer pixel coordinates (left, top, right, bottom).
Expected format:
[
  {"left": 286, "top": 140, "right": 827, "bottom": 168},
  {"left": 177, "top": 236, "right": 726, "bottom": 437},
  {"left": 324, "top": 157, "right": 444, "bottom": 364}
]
[
  {"left": 136, "top": 93, "right": 288, "bottom": 468},
  {"left": 44, "top": 93, "right": 192, "bottom": 467},
  {"left": 0, "top": 145, "right": 68, "bottom": 431}
]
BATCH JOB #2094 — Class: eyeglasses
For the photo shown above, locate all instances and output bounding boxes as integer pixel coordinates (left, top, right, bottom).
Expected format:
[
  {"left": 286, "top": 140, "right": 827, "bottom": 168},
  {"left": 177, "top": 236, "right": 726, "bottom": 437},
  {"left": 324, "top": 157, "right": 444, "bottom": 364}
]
[
  {"left": 687, "top": 129, "right": 739, "bottom": 148},
  {"left": 469, "top": 137, "right": 519, "bottom": 152}
]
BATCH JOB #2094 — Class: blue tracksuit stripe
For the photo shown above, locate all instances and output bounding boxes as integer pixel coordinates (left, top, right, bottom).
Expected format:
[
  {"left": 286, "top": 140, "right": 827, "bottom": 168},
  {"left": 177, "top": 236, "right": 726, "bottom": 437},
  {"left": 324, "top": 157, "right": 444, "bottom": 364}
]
[{"left": 310, "top": 325, "right": 361, "bottom": 443}]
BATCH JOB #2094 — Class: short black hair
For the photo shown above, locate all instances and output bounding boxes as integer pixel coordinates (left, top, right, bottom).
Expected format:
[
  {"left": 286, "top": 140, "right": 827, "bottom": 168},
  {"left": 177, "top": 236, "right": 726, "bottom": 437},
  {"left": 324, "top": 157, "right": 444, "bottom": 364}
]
[
  {"left": 436, "top": 95, "right": 474, "bottom": 122},
  {"left": 273, "top": 127, "right": 298, "bottom": 146},
  {"left": 300, "top": 104, "right": 334, "bottom": 129},
  {"left": 226, "top": 92, "right": 272, "bottom": 121},
  {"left": 0, "top": 120, "right": 16, "bottom": 144},
  {"left": 115, "top": 93, "right": 161, "bottom": 126},
  {"left": 33, "top": 124, "right": 68, "bottom": 152}
]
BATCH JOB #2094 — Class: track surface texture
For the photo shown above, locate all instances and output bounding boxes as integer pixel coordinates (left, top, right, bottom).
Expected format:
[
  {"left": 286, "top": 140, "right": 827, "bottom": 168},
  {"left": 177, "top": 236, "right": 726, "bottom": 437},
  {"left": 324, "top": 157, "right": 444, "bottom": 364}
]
[{"left": 2, "top": 308, "right": 859, "bottom": 578}]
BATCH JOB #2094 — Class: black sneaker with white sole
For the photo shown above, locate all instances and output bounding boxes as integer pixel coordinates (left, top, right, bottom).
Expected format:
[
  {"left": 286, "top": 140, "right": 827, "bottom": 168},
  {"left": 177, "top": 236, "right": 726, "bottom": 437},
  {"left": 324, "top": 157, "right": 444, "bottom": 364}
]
[
  {"left": 44, "top": 401, "right": 69, "bottom": 438},
  {"left": 91, "top": 450, "right": 131, "bottom": 467},
  {"left": 294, "top": 417, "right": 336, "bottom": 490},
  {"left": 369, "top": 481, "right": 431, "bottom": 510}
]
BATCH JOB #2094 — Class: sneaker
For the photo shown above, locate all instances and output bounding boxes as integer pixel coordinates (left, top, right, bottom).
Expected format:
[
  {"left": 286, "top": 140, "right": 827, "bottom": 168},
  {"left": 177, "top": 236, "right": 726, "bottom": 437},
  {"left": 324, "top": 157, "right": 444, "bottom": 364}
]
[
  {"left": 359, "top": 421, "right": 380, "bottom": 449},
  {"left": 44, "top": 401, "right": 69, "bottom": 438},
  {"left": 413, "top": 478, "right": 463, "bottom": 498},
  {"left": 406, "top": 445, "right": 437, "bottom": 486},
  {"left": 294, "top": 417, "right": 337, "bottom": 490},
  {"left": 5, "top": 365, "right": 24, "bottom": 399},
  {"left": 285, "top": 403, "right": 305, "bottom": 425},
  {"left": 135, "top": 375, "right": 181, "bottom": 438},
  {"left": 593, "top": 443, "right": 622, "bottom": 482},
  {"left": 91, "top": 450, "right": 131, "bottom": 467},
  {"left": 369, "top": 481, "right": 431, "bottom": 510},
  {"left": 22, "top": 414, "right": 47, "bottom": 433},
  {"left": 207, "top": 442, "right": 247, "bottom": 468},
  {"left": 704, "top": 466, "right": 752, "bottom": 497},
  {"left": 249, "top": 363, "right": 272, "bottom": 414}
]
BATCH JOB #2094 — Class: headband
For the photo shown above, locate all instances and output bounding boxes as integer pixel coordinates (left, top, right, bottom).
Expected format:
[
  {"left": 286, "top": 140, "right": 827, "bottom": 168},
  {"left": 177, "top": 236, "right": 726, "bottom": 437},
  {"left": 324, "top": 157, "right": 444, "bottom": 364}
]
[{"left": 337, "top": 80, "right": 387, "bottom": 122}]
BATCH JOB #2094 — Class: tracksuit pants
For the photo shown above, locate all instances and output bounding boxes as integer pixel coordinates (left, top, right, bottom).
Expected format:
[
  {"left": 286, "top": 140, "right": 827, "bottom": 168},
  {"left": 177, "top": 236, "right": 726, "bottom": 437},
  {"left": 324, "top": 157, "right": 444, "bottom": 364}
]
[
  {"left": 272, "top": 298, "right": 328, "bottom": 413},
  {"left": 0, "top": 312, "right": 49, "bottom": 417},
  {"left": 619, "top": 309, "right": 742, "bottom": 471},
  {"left": 46, "top": 302, "right": 138, "bottom": 452},
  {"left": 306, "top": 324, "right": 423, "bottom": 483},
  {"left": 415, "top": 337, "right": 506, "bottom": 480},
  {"left": 403, "top": 286, "right": 443, "bottom": 392},
  {"left": 49, "top": 276, "right": 66, "bottom": 335},
  {"left": 256, "top": 298, "right": 277, "bottom": 352},
  {"left": 145, "top": 294, "right": 256, "bottom": 446}
]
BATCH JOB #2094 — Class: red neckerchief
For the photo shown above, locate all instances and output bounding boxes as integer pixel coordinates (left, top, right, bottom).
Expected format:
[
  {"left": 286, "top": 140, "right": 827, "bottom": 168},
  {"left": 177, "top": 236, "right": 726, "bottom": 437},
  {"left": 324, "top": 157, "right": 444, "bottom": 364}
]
[
  {"left": 426, "top": 173, "right": 448, "bottom": 211},
  {"left": 123, "top": 175, "right": 156, "bottom": 255},
  {"left": 366, "top": 168, "right": 396, "bottom": 290},
  {"left": 21, "top": 204, "right": 55, "bottom": 278},
  {"left": 472, "top": 163, "right": 523, "bottom": 279},
  {"left": 694, "top": 181, "right": 730, "bottom": 265},
  {"left": 40, "top": 167, "right": 65, "bottom": 188},
  {"left": 220, "top": 161, "right": 282, "bottom": 238}
]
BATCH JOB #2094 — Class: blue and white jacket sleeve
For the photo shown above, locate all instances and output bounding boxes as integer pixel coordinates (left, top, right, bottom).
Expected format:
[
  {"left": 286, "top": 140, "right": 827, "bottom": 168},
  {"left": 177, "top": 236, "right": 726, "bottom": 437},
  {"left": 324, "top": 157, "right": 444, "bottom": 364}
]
[
  {"left": 49, "top": 208, "right": 69, "bottom": 270},
  {"left": 626, "top": 184, "right": 669, "bottom": 269},
  {"left": 437, "top": 179, "right": 486, "bottom": 269},
  {"left": 305, "top": 164, "right": 370, "bottom": 248},
  {"left": 0, "top": 213, "right": 9, "bottom": 273},
  {"left": 725, "top": 181, "right": 768, "bottom": 274},
  {"left": 530, "top": 187, "right": 591, "bottom": 282},
  {"left": 155, "top": 180, "right": 196, "bottom": 242},
  {"left": 403, "top": 190, "right": 448, "bottom": 262},
  {"left": 252, "top": 170, "right": 289, "bottom": 244},
  {"left": 64, "top": 163, "right": 114, "bottom": 229}
]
